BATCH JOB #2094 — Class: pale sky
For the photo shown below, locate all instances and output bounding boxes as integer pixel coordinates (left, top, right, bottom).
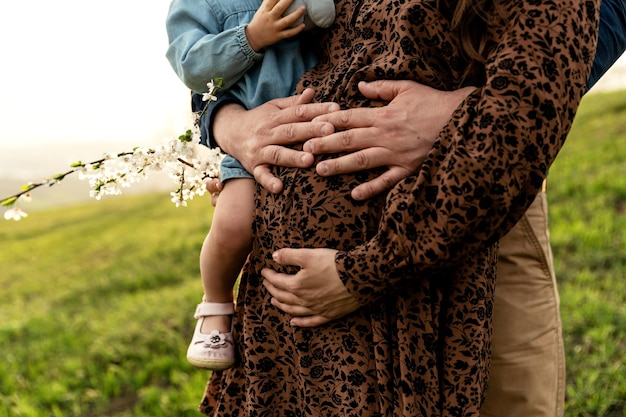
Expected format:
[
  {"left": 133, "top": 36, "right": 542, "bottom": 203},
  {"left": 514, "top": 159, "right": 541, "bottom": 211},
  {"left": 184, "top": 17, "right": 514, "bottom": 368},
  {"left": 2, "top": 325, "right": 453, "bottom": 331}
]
[
  {"left": 0, "top": 0, "right": 190, "bottom": 147},
  {"left": 0, "top": 1, "right": 623, "bottom": 151}
]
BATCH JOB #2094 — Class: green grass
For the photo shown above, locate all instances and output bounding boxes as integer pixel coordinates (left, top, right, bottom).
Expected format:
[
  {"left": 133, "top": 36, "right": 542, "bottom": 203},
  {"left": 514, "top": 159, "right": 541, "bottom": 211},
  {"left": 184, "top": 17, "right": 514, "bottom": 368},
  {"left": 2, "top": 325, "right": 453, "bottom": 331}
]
[
  {"left": 550, "top": 90, "right": 626, "bottom": 417},
  {"left": 0, "top": 195, "right": 213, "bottom": 416},
  {"left": 1, "top": 89, "right": 625, "bottom": 416}
]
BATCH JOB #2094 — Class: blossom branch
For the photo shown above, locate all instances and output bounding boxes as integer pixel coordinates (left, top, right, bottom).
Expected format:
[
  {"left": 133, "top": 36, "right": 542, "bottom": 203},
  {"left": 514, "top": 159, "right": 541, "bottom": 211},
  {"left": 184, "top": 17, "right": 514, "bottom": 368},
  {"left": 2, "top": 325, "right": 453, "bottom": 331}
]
[{"left": 2, "top": 79, "right": 225, "bottom": 221}]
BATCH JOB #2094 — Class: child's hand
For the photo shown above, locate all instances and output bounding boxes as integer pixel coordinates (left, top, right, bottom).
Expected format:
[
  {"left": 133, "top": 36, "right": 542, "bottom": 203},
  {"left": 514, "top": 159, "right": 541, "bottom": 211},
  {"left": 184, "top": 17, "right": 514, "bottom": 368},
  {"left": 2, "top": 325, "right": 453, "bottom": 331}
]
[
  {"left": 246, "top": 0, "right": 306, "bottom": 51},
  {"left": 206, "top": 178, "right": 224, "bottom": 207}
]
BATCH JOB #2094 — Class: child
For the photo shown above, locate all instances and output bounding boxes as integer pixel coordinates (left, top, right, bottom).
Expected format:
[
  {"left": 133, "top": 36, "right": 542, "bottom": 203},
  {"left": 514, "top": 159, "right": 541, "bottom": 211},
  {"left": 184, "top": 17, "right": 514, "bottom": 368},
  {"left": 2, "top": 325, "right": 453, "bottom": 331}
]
[{"left": 165, "top": 0, "right": 335, "bottom": 370}]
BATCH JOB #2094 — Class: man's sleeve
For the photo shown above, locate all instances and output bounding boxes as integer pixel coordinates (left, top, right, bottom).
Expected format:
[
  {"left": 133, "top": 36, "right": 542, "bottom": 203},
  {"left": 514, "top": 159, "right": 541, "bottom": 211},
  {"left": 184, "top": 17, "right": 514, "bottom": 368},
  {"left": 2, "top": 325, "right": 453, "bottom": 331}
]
[
  {"left": 587, "top": 0, "right": 626, "bottom": 90},
  {"left": 192, "top": 91, "right": 244, "bottom": 148}
]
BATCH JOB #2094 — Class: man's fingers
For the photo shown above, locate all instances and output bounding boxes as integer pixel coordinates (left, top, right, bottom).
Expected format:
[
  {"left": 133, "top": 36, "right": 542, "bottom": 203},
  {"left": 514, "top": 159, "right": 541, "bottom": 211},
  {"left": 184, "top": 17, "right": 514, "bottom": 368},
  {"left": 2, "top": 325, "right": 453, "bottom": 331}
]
[
  {"left": 253, "top": 164, "right": 284, "bottom": 194},
  {"left": 271, "top": 90, "right": 339, "bottom": 122},
  {"left": 303, "top": 127, "right": 379, "bottom": 154},
  {"left": 293, "top": 88, "right": 315, "bottom": 105},
  {"left": 270, "top": 120, "right": 335, "bottom": 148},
  {"left": 266, "top": 91, "right": 312, "bottom": 112},
  {"left": 312, "top": 107, "right": 376, "bottom": 130},
  {"left": 257, "top": 145, "right": 315, "bottom": 170}
]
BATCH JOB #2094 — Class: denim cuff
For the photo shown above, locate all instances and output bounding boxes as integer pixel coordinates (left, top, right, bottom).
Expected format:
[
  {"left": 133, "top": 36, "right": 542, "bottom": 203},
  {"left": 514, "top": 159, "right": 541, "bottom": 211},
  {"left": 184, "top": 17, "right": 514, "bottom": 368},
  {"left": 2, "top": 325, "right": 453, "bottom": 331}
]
[{"left": 236, "top": 25, "right": 263, "bottom": 63}]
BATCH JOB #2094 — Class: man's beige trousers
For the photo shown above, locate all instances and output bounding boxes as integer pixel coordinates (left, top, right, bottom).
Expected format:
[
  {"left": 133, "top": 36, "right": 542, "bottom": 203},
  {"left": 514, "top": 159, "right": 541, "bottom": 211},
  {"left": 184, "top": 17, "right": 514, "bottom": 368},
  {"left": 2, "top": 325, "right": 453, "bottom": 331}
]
[{"left": 481, "top": 191, "right": 565, "bottom": 417}]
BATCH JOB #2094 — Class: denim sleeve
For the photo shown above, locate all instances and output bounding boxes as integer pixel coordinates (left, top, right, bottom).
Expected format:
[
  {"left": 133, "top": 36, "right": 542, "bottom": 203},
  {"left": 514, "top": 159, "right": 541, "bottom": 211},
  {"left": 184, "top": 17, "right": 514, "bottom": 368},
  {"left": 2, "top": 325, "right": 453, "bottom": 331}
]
[
  {"left": 192, "top": 91, "right": 245, "bottom": 148},
  {"left": 165, "top": 0, "right": 263, "bottom": 93},
  {"left": 587, "top": 0, "right": 626, "bottom": 90}
]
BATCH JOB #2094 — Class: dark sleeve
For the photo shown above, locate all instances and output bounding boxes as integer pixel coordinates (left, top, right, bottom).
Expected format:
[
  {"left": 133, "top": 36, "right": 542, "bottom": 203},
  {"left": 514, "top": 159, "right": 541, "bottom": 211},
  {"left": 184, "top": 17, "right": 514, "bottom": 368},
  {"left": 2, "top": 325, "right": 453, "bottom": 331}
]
[
  {"left": 191, "top": 91, "right": 245, "bottom": 148},
  {"left": 335, "top": 0, "right": 600, "bottom": 306},
  {"left": 587, "top": 0, "right": 626, "bottom": 90}
]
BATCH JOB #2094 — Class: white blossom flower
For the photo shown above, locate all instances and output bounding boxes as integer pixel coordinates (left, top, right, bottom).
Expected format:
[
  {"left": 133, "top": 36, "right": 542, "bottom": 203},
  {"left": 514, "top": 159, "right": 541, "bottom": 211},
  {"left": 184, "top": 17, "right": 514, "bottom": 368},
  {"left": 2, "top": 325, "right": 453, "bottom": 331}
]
[
  {"left": 202, "top": 91, "right": 217, "bottom": 102},
  {"left": 170, "top": 192, "right": 187, "bottom": 207},
  {"left": 4, "top": 207, "right": 28, "bottom": 221},
  {"left": 202, "top": 79, "right": 222, "bottom": 102}
]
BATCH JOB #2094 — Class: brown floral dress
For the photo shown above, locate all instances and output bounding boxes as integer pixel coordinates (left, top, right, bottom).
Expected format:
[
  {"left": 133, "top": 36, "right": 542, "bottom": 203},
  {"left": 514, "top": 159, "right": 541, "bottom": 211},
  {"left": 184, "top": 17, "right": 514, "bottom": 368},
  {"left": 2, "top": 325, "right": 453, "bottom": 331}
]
[{"left": 199, "top": 0, "right": 599, "bottom": 415}]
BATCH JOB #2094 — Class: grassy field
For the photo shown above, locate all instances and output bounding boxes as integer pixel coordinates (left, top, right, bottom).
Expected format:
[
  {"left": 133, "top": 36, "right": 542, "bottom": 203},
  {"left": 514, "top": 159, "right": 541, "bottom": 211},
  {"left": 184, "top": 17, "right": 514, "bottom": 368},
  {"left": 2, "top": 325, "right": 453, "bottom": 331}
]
[
  {"left": 1, "top": 89, "right": 625, "bottom": 416},
  {"left": 549, "top": 90, "right": 626, "bottom": 416}
]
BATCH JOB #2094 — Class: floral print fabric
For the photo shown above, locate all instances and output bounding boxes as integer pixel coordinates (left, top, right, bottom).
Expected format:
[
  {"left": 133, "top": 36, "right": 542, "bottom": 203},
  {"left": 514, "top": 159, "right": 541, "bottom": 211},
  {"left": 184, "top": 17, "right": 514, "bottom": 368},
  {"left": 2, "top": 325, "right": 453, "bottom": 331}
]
[{"left": 199, "top": 0, "right": 599, "bottom": 415}]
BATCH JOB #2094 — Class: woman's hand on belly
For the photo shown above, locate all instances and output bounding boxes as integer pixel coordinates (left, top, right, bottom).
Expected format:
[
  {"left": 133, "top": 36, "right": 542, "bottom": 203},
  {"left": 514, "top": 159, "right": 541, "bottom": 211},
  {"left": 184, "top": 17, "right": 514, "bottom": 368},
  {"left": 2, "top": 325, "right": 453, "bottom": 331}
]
[{"left": 261, "top": 247, "right": 361, "bottom": 327}]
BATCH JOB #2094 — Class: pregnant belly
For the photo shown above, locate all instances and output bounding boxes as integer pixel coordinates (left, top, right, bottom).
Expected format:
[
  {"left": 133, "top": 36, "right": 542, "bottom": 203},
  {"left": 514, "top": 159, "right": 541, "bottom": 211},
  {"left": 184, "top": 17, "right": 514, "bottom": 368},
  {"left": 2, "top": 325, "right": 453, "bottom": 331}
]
[{"left": 253, "top": 163, "right": 387, "bottom": 263}]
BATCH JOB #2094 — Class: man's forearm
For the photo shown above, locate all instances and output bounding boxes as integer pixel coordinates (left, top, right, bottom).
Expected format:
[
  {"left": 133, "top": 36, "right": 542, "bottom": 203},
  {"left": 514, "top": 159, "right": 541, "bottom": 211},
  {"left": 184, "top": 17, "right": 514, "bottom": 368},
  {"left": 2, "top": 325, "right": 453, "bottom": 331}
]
[
  {"left": 192, "top": 91, "right": 244, "bottom": 148},
  {"left": 211, "top": 103, "right": 248, "bottom": 157}
]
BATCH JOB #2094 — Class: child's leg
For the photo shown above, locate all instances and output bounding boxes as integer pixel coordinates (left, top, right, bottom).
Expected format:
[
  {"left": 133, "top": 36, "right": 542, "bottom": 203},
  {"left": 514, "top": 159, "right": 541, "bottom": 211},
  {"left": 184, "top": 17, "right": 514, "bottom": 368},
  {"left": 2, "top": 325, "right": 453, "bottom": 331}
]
[{"left": 199, "top": 178, "right": 255, "bottom": 334}]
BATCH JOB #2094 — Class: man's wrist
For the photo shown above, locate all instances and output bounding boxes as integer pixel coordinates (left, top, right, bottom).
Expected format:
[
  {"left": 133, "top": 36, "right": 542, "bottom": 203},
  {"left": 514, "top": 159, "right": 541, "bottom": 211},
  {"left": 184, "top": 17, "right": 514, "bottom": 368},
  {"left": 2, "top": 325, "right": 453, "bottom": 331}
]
[{"left": 212, "top": 103, "right": 246, "bottom": 153}]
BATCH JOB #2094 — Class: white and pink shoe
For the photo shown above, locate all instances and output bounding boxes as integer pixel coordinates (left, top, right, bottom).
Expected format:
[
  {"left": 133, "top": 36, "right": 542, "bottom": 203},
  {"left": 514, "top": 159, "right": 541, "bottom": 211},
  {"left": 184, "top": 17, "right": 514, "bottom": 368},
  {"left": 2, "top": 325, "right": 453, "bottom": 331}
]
[{"left": 186, "top": 302, "right": 235, "bottom": 370}]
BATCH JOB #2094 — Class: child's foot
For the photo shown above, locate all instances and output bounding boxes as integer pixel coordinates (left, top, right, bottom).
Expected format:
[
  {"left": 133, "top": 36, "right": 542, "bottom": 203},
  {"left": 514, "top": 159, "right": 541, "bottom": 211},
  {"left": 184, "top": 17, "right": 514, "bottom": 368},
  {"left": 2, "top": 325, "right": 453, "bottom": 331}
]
[
  {"left": 186, "top": 302, "right": 235, "bottom": 370},
  {"left": 200, "top": 314, "right": 231, "bottom": 334}
]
